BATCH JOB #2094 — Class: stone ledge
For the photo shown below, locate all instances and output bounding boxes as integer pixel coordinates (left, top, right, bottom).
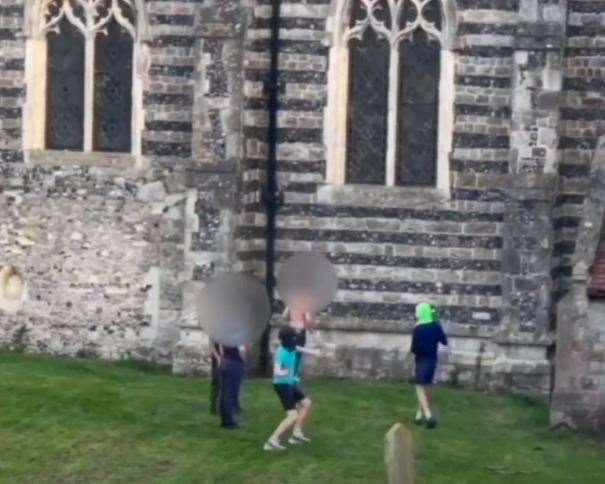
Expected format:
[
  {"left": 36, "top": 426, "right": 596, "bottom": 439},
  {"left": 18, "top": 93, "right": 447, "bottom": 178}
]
[
  {"left": 180, "top": 315, "right": 555, "bottom": 347},
  {"left": 26, "top": 150, "right": 139, "bottom": 170},
  {"left": 316, "top": 183, "right": 450, "bottom": 209},
  {"left": 177, "top": 314, "right": 553, "bottom": 347},
  {"left": 184, "top": 160, "right": 238, "bottom": 175},
  {"left": 301, "top": 321, "right": 554, "bottom": 346}
]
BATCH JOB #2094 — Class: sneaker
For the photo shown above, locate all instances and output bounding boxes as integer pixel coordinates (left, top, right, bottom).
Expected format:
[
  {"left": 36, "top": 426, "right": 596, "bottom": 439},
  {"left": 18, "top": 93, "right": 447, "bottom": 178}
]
[
  {"left": 263, "top": 439, "right": 286, "bottom": 451},
  {"left": 291, "top": 432, "right": 311, "bottom": 443},
  {"left": 426, "top": 417, "right": 438, "bottom": 429}
]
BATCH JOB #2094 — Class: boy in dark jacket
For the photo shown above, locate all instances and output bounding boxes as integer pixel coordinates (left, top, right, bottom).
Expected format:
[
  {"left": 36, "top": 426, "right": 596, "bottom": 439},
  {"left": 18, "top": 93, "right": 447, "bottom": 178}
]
[
  {"left": 216, "top": 343, "right": 245, "bottom": 429},
  {"left": 410, "top": 302, "right": 448, "bottom": 428}
]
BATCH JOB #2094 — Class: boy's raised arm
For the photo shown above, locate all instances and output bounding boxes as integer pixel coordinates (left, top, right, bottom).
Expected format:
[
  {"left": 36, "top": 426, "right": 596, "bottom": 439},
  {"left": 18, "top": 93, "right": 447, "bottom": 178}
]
[{"left": 296, "top": 346, "right": 320, "bottom": 356}]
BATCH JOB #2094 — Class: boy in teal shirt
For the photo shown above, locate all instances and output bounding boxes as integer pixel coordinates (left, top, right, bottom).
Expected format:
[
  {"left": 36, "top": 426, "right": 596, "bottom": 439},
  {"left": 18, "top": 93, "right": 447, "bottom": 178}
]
[{"left": 263, "top": 326, "right": 313, "bottom": 450}]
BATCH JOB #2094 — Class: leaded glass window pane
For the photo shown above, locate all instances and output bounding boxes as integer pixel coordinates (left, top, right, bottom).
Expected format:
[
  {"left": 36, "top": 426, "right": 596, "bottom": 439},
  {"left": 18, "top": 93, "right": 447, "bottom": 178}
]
[
  {"left": 346, "top": 30, "right": 389, "bottom": 184},
  {"left": 94, "top": 19, "right": 133, "bottom": 152},
  {"left": 397, "top": 28, "right": 440, "bottom": 186},
  {"left": 46, "top": 17, "right": 85, "bottom": 151}
]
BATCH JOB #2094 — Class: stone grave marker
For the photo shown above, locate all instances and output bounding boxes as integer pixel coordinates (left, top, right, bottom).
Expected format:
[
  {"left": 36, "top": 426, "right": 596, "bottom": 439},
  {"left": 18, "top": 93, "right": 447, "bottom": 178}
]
[{"left": 385, "top": 423, "right": 415, "bottom": 484}]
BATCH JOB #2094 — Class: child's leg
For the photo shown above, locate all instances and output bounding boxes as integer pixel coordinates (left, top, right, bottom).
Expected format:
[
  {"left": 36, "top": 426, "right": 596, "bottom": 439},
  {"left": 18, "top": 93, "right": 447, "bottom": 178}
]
[
  {"left": 294, "top": 397, "right": 312, "bottom": 433},
  {"left": 415, "top": 385, "right": 432, "bottom": 419},
  {"left": 425, "top": 385, "right": 432, "bottom": 408},
  {"left": 210, "top": 356, "right": 219, "bottom": 414},
  {"left": 233, "top": 361, "right": 244, "bottom": 414},
  {"left": 269, "top": 410, "right": 299, "bottom": 442},
  {"left": 220, "top": 361, "right": 239, "bottom": 427},
  {"left": 415, "top": 406, "right": 424, "bottom": 421}
]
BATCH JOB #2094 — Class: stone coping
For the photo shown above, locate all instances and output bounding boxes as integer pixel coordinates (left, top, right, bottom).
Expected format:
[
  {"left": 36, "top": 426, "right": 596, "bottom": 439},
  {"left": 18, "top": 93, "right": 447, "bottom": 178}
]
[
  {"left": 26, "top": 150, "right": 140, "bottom": 169},
  {"left": 316, "top": 183, "right": 450, "bottom": 209},
  {"left": 180, "top": 317, "right": 554, "bottom": 347},
  {"left": 315, "top": 174, "right": 556, "bottom": 209},
  {"left": 184, "top": 160, "right": 238, "bottom": 174},
  {"left": 23, "top": 153, "right": 240, "bottom": 177}
]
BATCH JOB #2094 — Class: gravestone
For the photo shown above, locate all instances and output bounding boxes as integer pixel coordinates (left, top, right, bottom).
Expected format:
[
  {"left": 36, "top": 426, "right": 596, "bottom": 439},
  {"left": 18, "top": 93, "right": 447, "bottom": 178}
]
[{"left": 385, "top": 423, "right": 415, "bottom": 484}]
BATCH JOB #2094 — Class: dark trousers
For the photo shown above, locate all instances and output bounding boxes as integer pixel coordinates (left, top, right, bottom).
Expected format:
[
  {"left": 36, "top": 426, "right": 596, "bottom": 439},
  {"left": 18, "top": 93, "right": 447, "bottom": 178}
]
[
  {"left": 219, "top": 358, "right": 244, "bottom": 426},
  {"left": 210, "top": 355, "right": 220, "bottom": 414}
]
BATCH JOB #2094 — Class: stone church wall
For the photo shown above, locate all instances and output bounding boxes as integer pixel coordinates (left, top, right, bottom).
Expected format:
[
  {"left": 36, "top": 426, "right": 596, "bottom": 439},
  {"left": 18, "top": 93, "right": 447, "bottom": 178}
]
[
  {"left": 0, "top": 0, "right": 248, "bottom": 365},
  {"left": 550, "top": 0, "right": 605, "bottom": 433},
  {"left": 552, "top": 136, "right": 605, "bottom": 433},
  {"left": 238, "top": 0, "right": 568, "bottom": 394},
  {"left": 1, "top": 0, "right": 605, "bottom": 413}
]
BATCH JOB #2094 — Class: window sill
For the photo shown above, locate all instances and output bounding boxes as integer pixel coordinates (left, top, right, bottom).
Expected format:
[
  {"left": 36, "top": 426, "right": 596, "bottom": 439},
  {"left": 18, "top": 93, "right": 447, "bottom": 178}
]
[
  {"left": 316, "top": 183, "right": 450, "bottom": 208},
  {"left": 26, "top": 150, "right": 141, "bottom": 169}
]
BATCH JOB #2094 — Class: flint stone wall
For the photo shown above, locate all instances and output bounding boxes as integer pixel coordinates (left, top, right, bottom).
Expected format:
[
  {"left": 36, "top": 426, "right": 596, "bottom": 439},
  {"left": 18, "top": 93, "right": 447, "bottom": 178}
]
[
  {"left": 552, "top": 137, "right": 605, "bottom": 434},
  {"left": 0, "top": 1, "right": 248, "bottom": 364},
  {"left": 1, "top": 1, "right": 605, "bottom": 428}
]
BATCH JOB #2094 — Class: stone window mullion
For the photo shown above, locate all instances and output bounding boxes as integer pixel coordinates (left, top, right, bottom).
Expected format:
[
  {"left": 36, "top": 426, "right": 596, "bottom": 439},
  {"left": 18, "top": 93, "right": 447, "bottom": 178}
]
[
  {"left": 385, "top": 42, "right": 400, "bottom": 187},
  {"left": 84, "top": 32, "right": 96, "bottom": 152}
]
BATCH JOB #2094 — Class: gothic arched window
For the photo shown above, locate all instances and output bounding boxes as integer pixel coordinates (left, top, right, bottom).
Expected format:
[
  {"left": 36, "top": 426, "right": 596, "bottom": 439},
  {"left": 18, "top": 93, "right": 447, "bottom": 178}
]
[
  {"left": 24, "top": 0, "right": 146, "bottom": 158},
  {"left": 326, "top": 0, "right": 456, "bottom": 189}
]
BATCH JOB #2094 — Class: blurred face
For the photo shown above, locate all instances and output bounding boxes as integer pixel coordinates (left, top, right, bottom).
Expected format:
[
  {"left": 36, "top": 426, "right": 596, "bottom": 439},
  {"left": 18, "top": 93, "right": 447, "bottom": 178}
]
[
  {"left": 289, "top": 292, "right": 315, "bottom": 312},
  {"left": 277, "top": 252, "right": 338, "bottom": 314},
  {"left": 290, "top": 307, "right": 313, "bottom": 329}
]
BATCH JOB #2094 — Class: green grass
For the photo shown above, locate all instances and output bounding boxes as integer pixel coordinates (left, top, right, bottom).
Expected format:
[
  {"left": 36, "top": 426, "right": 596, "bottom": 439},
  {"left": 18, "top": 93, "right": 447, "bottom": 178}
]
[{"left": 0, "top": 353, "right": 603, "bottom": 484}]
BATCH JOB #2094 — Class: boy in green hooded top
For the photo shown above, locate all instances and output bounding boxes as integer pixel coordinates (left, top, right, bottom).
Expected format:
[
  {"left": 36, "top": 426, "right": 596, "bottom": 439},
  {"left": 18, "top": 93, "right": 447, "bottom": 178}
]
[{"left": 410, "top": 302, "right": 448, "bottom": 428}]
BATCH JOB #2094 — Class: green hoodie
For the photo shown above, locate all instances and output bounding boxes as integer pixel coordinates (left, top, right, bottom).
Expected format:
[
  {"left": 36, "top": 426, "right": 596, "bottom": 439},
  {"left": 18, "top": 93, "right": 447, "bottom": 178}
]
[{"left": 416, "top": 302, "right": 438, "bottom": 325}]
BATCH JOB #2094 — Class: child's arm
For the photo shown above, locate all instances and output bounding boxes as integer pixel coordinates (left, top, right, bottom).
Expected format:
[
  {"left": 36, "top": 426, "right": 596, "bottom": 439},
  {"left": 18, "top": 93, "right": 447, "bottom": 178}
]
[
  {"left": 410, "top": 329, "right": 418, "bottom": 355},
  {"left": 439, "top": 325, "right": 448, "bottom": 346},
  {"left": 296, "top": 346, "right": 320, "bottom": 357},
  {"left": 239, "top": 345, "right": 247, "bottom": 361},
  {"left": 209, "top": 341, "right": 221, "bottom": 361},
  {"left": 302, "top": 312, "right": 314, "bottom": 328},
  {"left": 273, "top": 361, "right": 290, "bottom": 377}
]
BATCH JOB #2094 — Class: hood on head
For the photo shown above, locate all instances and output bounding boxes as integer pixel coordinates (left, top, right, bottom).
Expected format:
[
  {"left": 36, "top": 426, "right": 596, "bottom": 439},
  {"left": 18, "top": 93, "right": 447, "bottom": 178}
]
[{"left": 415, "top": 302, "right": 438, "bottom": 324}]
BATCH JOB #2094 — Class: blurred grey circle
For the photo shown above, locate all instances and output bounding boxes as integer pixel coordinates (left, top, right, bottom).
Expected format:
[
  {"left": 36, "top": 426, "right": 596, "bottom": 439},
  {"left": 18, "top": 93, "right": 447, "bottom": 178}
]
[
  {"left": 196, "top": 273, "right": 271, "bottom": 346},
  {"left": 277, "top": 252, "right": 338, "bottom": 313}
]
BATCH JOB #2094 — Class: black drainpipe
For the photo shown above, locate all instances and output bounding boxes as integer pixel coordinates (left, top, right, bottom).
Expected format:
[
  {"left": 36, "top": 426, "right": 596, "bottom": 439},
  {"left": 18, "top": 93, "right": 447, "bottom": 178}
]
[{"left": 259, "top": 0, "right": 282, "bottom": 374}]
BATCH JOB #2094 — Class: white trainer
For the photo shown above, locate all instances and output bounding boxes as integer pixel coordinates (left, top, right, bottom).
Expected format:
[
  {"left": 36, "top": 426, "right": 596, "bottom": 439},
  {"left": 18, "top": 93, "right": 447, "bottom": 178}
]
[
  {"left": 263, "top": 439, "right": 286, "bottom": 451},
  {"left": 290, "top": 432, "right": 311, "bottom": 443}
]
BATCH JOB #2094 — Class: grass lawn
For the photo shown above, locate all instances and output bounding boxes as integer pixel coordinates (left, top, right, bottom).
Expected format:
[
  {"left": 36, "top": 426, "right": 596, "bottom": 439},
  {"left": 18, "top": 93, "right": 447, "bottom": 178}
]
[{"left": 0, "top": 354, "right": 604, "bottom": 484}]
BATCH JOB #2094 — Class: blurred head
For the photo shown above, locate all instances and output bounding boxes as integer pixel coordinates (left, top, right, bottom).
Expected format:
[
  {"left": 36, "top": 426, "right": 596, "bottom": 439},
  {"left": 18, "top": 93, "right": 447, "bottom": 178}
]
[
  {"left": 289, "top": 307, "right": 313, "bottom": 329},
  {"left": 278, "top": 326, "right": 298, "bottom": 351}
]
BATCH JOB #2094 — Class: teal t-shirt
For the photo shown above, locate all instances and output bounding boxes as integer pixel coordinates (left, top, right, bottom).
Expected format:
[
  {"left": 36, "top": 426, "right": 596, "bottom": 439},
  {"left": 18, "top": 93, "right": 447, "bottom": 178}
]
[{"left": 273, "top": 346, "right": 299, "bottom": 385}]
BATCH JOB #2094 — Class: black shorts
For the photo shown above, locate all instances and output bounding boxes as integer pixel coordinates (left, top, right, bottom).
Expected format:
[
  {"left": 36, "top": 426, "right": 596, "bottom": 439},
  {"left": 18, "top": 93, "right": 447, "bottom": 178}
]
[
  {"left": 415, "top": 358, "right": 437, "bottom": 385},
  {"left": 274, "top": 384, "right": 306, "bottom": 411}
]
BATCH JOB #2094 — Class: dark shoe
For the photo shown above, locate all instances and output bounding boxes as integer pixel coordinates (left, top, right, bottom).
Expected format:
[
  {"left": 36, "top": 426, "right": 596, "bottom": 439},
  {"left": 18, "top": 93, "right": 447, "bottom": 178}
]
[
  {"left": 426, "top": 417, "right": 438, "bottom": 429},
  {"left": 221, "top": 423, "right": 240, "bottom": 430}
]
